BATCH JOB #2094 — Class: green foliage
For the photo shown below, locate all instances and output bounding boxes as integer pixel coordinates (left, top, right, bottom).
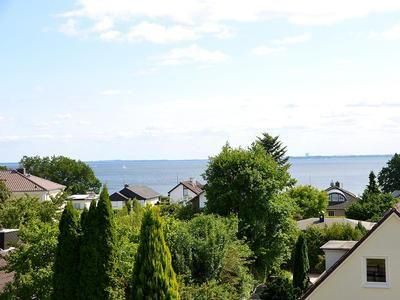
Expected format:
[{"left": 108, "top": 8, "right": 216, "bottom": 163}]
[
  {"left": 204, "top": 144, "right": 296, "bottom": 277},
  {"left": 80, "top": 187, "right": 121, "bottom": 299},
  {"left": 0, "top": 194, "right": 62, "bottom": 228},
  {"left": 292, "top": 234, "right": 309, "bottom": 292},
  {"left": 303, "top": 223, "right": 366, "bottom": 273},
  {"left": 0, "top": 180, "right": 11, "bottom": 203},
  {"left": 287, "top": 185, "right": 328, "bottom": 219},
  {"left": 20, "top": 155, "right": 101, "bottom": 194},
  {"left": 132, "top": 207, "right": 180, "bottom": 299},
  {"left": 378, "top": 153, "right": 400, "bottom": 193},
  {"left": 253, "top": 132, "right": 290, "bottom": 168},
  {"left": 0, "top": 166, "right": 7, "bottom": 171},
  {"left": 1, "top": 220, "right": 58, "bottom": 299},
  {"left": 364, "top": 171, "right": 380, "bottom": 195},
  {"left": 259, "top": 271, "right": 295, "bottom": 300},
  {"left": 164, "top": 214, "right": 254, "bottom": 298},
  {"left": 346, "top": 193, "right": 397, "bottom": 222},
  {"left": 180, "top": 280, "right": 236, "bottom": 300},
  {"left": 160, "top": 203, "right": 198, "bottom": 220},
  {"left": 52, "top": 202, "right": 80, "bottom": 300}
]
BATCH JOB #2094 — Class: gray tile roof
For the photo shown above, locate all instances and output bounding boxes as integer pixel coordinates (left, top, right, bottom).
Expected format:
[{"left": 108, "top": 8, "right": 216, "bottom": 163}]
[
  {"left": 119, "top": 185, "right": 160, "bottom": 200},
  {"left": 320, "top": 240, "right": 358, "bottom": 250}
]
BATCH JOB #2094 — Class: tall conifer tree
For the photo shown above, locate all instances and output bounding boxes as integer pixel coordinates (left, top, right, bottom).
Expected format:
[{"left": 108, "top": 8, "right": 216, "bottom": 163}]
[
  {"left": 53, "top": 202, "right": 80, "bottom": 300},
  {"left": 292, "top": 234, "right": 310, "bottom": 293},
  {"left": 95, "top": 186, "right": 118, "bottom": 299},
  {"left": 132, "top": 208, "right": 179, "bottom": 299},
  {"left": 254, "top": 132, "right": 290, "bottom": 168},
  {"left": 79, "top": 199, "right": 99, "bottom": 299}
]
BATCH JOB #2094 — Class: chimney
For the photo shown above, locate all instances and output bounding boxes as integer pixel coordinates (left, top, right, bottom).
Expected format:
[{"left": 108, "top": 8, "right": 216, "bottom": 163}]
[
  {"left": 124, "top": 184, "right": 129, "bottom": 188},
  {"left": 16, "top": 168, "right": 26, "bottom": 176},
  {"left": 330, "top": 181, "right": 334, "bottom": 187},
  {"left": 190, "top": 177, "right": 195, "bottom": 185},
  {"left": 335, "top": 181, "right": 341, "bottom": 188}
]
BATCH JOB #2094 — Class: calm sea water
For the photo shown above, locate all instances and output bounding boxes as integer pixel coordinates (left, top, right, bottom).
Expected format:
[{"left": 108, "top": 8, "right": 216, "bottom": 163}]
[{"left": 2, "top": 156, "right": 392, "bottom": 196}]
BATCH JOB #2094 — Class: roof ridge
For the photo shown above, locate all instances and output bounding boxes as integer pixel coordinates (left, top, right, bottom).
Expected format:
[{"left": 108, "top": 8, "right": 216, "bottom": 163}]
[{"left": 14, "top": 170, "right": 46, "bottom": 191}]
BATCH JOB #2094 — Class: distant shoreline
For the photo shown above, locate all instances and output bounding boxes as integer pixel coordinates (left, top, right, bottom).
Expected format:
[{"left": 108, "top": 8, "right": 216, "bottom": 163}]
[{"left": 0, "top": 154, "right": 394, "bottom": 165}]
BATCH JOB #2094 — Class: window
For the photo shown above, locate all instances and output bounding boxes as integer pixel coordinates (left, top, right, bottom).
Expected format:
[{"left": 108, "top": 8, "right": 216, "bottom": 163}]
[
  {"left": 183, "top": 187, "right": 188, "bottom": 197},
  {"left": 328, "top": 211, "right": 335, "bottom": 217},
  {"left": 364, "top": 257, "right": 389, "bottom": 288},
  {"left": 329, "top": 193, "right": 346, "bottom": 202}
]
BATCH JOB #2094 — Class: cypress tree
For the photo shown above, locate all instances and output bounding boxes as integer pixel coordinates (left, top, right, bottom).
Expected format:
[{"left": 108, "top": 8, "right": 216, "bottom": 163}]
[
  {"left": 364, "top": 171, "right": 380, "bottom": 196},
  {"left": 292, "top": 234, "right": 310, "bottom": 293},
  {"left": 132, "top": 207, "right": 179, "bottom": 300},
  {"left": 95, "top": 186, "right": 118, "bottom": 299},
  {"left": 79, "top": 199, "right": 99, "bottom": 299},
  {"left": 53, "top": 202, "right": 80, "bottom": 300}
]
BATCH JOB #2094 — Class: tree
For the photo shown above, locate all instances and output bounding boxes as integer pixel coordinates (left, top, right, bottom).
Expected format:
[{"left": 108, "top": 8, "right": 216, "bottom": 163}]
[
  {"left": 131, "top": 207, "right": 179, "bottom": 299},
  {"left": 52, "top": 202, "right": 80, "bottom": 300},
  {"left": 345, "top": 193, "right": 397, "bottom": 222},
  {"left": 79, "top": 187, "right": 121, "bottom": 299},
  {"left": 364, "top": 171, "right": 380, "bottom": 196},
  {"left": 0, "top": 180, "right": 11, "bottom": 203},
  {"left": 253, "top": 132, "right": 290, "bottom": 168},
  {"left": 20, "top": 155, "right": 101, "bottom": 194},
  {"left": 1, "top": 220, "right": 58, "bottom": 299},
  {"left": 0, "top": 165, "right": 7, "bottom": 171},
  {"left": 95, "top": 186, "right": 119, "bottom": 299},
  {"left": 79, "top": 199, "right": 99, "bottom": 299},
  {"left": 378, "top": 153, "right": 400, "bottom": 193},
  {"left": 204, "top": 144, "right": 296, "bottom": 277},
  {"left": 292, "top": 234, "right": 310, "bottom": 293},
  {"left": 287, "top": 185, "right": 328, "bottom": 219}
]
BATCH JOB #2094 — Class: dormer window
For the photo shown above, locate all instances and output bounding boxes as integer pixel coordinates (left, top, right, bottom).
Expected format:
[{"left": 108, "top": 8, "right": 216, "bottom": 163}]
[{"left": 329, "top": 193, "right": 346, "bottom": 202}]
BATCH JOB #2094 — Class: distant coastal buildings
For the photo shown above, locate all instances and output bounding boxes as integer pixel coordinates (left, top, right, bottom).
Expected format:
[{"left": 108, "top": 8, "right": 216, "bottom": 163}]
[
  {"left": 109, "top": 184, "right": 161, "bottom": 209},
  {"left": 325, "top": 181, "right": 360, "bottom": 217},
  {"left": 168, "top": 178, "right": 207, "bottom": 209}
]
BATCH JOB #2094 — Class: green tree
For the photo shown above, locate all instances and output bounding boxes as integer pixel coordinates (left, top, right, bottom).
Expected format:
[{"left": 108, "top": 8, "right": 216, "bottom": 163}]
[
  {"left": 20, "top": 155, "right": 101, "bottom": 194},
  {"left": 253, "top": 132, "right": 290, "bottom": 168},
  {"left": 378, "top": 153, "right": 400, "bottom": 193},
  {"left": 0, "top": 180, "right": 11, "bottom": 203},
  {"left": 292, "top": 234, "right": 309, "bottom": 293},
  {"left": 95, "top": 186, "right": 120, "bottom": 299},
  {"left": 364, "top": 171, "right": 380, "bottom": 196},
  {"left": 287, "top": 185, "right": 328, "bottom": 219},
  {"left": 345, "top": 192, "right": 397, "bottom": 222},
  {"left": 79, "top": 199, "right": 99, "bottom": 299},
  {"left": 204, "top": 144, "right": 296, "bottom": 277},
  {"left": 0, "top": 165, "right": 7, "bottom": 171},
  {"left": 1, "top": 220, "right": 58, "bottom": 299},
  {"left": 53, "top": 202, "right": 80, "bottom": 300},
  {"left": 132, "top": 207, "right": 179, "bottom": 299}
]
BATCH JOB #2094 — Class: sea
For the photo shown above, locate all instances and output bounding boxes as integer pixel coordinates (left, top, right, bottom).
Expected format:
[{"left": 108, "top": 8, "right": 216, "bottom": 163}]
[{"left": 1, "top": 156, "right": 392, "bottom": 196}]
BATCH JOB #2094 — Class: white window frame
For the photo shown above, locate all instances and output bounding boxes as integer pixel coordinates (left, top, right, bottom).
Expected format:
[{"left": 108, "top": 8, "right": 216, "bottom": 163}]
[{"left": 362, "top": 256, "right": 390, "bottom": 289}]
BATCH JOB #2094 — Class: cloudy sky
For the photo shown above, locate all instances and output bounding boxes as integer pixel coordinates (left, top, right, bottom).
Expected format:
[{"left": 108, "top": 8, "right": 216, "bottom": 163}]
[{"left": 1, "top": 0, "right": 400, "bottom": 162}]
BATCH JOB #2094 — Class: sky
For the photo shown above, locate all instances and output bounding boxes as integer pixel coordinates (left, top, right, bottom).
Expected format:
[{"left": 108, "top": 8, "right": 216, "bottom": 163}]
[{"left": 1, "top": 0, "right": 400, "bottom": 162}]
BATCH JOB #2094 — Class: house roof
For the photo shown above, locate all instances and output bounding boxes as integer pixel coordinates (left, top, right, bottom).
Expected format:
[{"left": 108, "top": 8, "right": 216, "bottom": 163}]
[
  {"left": 109, "top": 192, "right": 129, "bottom": 202},
  {"left": 301, "top": 206, "right": 400, "bottom": 299},
  {"left": 68, "top": 193, "right": 99, "bottom": 201},
  {"left": 320, "top": 240, "right": 358, "bottom": 251},
  {"left": 297, "top": 217, "right": 376, "bottom": 231},
  {"left": 168, "top": 180, "right": 204, "bottom": 195},
  {"left": 325, "top": 185, "right": 360, "bottom": 210},
  {"left": 0, "top": 170, "right": 65, "bottom": 192},
  {"left": 119, "top": 185, "right": 160, "bottom": 200}
]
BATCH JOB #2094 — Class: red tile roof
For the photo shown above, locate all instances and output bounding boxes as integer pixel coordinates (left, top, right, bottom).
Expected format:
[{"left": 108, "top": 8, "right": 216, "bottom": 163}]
[
  {"left": 168, "top": 180, "right": 204, "bottom": 195},
  {"left": 0, "top": 170, "right": 65, "bottom": 192}
]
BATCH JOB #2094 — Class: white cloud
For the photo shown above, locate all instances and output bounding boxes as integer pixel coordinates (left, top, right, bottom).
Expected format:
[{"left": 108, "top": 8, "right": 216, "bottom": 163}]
[
  {"left": 370, "top": 24, "right": 400, "bottom": 40},
  {"left": 272, "top": 32, "right": 311, "bottom": 45},
  {"left": 62, "top": 0, "right": 400, "bottom": 26},
  {"left": 59, "top": 19, "right": 81, "bottom": 36},
  {"left": 128, "top": 22, "right": 197, "bottom": 43},
  {"left": 155, "top": 44, "right": 228, "bottom": 65},
  {"left": 251, "top": 46, "right": 286, "bottom": 56}
]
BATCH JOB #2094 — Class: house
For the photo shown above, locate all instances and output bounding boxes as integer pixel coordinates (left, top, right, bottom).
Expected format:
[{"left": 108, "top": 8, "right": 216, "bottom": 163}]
[
  {"left": 68, "top": 193, "right": 99, "bottom": 210},
  {"left": 302, "top": 205, "right": 400, "bottom": 300},
  {"left": 297, "top": 217, "right": 376, "bottom": 231},
  {"left": 168, "top": 178, "right": 207, "bottom": 208},
  {"left": 0, "top": 169, "right": 65, "bottom": 201},
  {"left": 325, "top": 181, "right": 359, "bottom": 217},
  {"left": 110, "top": 184, "right": 160, "bottom": 209}
]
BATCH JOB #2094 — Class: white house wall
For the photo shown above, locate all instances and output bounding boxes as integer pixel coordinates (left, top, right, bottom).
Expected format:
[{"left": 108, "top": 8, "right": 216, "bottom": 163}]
[
  {"left": 169, "top": 184, "right": 196, "bottom": 204},
  {"left": 306, "top": 213, "right": 400, "bottom": 300},
  {"left": 199, "top": 193, "right": 207, "bottom": 209}
]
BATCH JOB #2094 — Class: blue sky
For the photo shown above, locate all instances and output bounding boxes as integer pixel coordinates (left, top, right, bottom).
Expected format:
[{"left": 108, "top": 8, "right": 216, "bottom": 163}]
[{"left": 1, "top": 0, "right": 400, "bottom": 162}]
